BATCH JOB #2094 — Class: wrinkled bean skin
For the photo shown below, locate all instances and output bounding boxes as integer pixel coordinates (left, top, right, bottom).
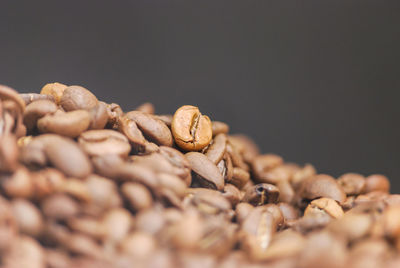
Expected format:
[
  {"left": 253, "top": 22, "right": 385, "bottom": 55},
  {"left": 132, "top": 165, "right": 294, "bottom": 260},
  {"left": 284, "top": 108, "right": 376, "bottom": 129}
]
[
  {"left": 2, "top": 86, "right": 400, "bottom": 267},
  {"left": 172, "top": 105, "right": 212, "bottom": 151}
]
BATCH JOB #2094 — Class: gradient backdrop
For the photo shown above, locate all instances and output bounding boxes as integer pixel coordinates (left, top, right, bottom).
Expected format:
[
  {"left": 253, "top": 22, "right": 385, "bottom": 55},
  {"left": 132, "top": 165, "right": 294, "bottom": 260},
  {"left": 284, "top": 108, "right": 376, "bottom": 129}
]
[{"left": 1, "top": 1, "right": 399, "bottom": 190}]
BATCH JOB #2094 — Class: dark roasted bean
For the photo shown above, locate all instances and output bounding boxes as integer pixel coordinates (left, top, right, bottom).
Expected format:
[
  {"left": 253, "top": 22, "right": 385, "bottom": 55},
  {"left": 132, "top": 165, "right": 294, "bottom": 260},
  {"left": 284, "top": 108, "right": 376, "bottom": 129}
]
[{"left": 242, "top": 183, "right": 280, "bottom": 206}]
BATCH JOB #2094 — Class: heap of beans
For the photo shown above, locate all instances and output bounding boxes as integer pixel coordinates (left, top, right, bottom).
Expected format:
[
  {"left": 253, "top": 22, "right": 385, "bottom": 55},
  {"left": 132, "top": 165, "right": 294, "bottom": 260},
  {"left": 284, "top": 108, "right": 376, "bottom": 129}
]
[{"left": 0, "top": 83, "right": 400, "bottom": 268}]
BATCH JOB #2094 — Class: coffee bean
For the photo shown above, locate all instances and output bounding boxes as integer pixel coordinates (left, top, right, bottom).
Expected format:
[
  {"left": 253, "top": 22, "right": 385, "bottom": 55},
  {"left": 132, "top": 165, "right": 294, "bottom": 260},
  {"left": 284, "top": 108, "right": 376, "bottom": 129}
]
[
  {"left": 135, "top": 102, "right": 155, "bottom": 114},
  {"left": 11, "top": 199, "right": 43, "bottom": 237},
  {"left": 365, "top": 174, "right": 390, "bottom": 193},
  {"left": 125, "top": 111, "right": 173, "bottom": 147},
  {"left": 36, "top": 134, "right": 92, "bottom": 178},
  {"left": 0, "top": 84, "right": 26, "bottom": 113},
  {"left": 211, "top": 121, "right": 229, "bottom": 136},
  {"left": 0, "top": 134, "right": 19, "bottom": 172},
  {"left": 228, "top": 134, "right": 260, "bottom": 163},
  {"left": 20, "top": 93, "right": 55, "bottom": 106},
  {"left": 0, "top": 196, "right": 17, "bottom": 251},
  {"left": 222, "top": 183, "right": 242, "bottom": 206},
  {"left": 204, "top": 133, "right": 227, "bottom": 164},
  {"left": 121, "top": 182, "right": 153, "bottom": 211},
  {"left": 60, "top": 85, "right": 98, "bottom": 111},
  {"left": 229, "top": 167, "right": 250, "bottom": 189},
  {"left": 88, "top": 101, "right": 108, "bottom": 130},
  {"left": 299, "top": 174, "right": 346, "bottom": 204},
  {"left": 23, "top": 100, "right": 58, "bottom": 133},
  {"left": 41, "top": 194, "right": 79, "bottom": 220},
  {"left": 155, "top": 114, "right": 173, "bottom": 127},
  {"left": 78, "top": 129, "right": 131, "bottom": 157},
  {"left": 304, "top": 197, "right": 344, "bottom": 219},
  {"left": 171, "top": 105, "right": 212, "bottom": 151},
  {"left": 37, "top": 110, "right": 91, "bottom": 138},
  {"left": 186, "top": 152, "right": 224, "bottom": 190},
  {"left": 242, "top": 183, "right": 280, "bottom": 206},
  {"left": 338, "top": 173, "right": 366, "bottom": 196},
  {"left": 40, "top": 82, "right": 68, "bottom": 104}
]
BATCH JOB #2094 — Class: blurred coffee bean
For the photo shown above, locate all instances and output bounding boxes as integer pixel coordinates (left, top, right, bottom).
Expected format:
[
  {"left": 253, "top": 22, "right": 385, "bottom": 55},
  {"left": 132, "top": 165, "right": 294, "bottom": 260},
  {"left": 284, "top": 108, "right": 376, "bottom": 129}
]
[
  {"left": 0, "top": 134, "right": 19, "bottom": 172},
  {"left": 37, "top": 110, "right": 91, "bottom": 138},
  {"left": 20, "top": 93, "right": 55, "bottom": 106},
  {"left": 88, "top": 101, "right": 108, "bottom": 130},
  {"left": 299, "top": 174, "right": 346, "bottom": 204},
  {"left": 338, "top": 173, "right": 366, "bottom": 196},
  {"left": 40, "top": 82, "right": 67, "bottom": 104},
  {"left": 11, "top": 199, "right": 43, "bottom": 237},
  {"left": 364, "top": 174, "right": 390, "bottom": 193},
  {"left": 304, "top": 197, "right": 344, "bottom": 219},
  {"left": 171, "top": 105, "right": 212, "bottom": 151},
  {"left": 41, "top": 194, "right": 79, "bottom": 220},
  {"left": 121, "top": 182, "right": 153, "bottom": 211},
  {"left": 135, "top": 102, "right": 155, "bottom": 114},
  {"left": 222, "top": 183, "right": 242, "bottom": 206},
  {"left": 211, "top": 121, "right": 229, "bottom": 136},
  {"left": 60, "top": 85, "right": 98, "bottom": 111},
  {"left": 242, "top": 183, "right": 280, "bottom": 206},
  {"left": 78, "top": 129, "right": 131, "bottom": 157},
  {"left": 23, "top": 100, "right": 57, "bottom": 132}
]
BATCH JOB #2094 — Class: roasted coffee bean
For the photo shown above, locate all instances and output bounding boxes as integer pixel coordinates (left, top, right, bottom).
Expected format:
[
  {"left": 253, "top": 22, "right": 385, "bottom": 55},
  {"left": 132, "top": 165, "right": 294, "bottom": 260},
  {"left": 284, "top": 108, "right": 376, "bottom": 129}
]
[
  {"left": 0, "top": 134, "right": 19, "bottom": 172},
  {"left": 117, "top": 115, "right": 147, "bottom": 151},
  {"left": 88, "top": 101, "right": 108, "bottom": 130},
  {"left": 204, "top": 133, "right": 227, "bottom": 164},
  {"left": 277, "top": 202, "right": 300, "bottom": 221},
  {"left": 0, "top": 84, "right": 26, "bottom": 113},
  {"left": 228, "top": 134, "right": 260, "bottom": 163},
  {"left": 364, "top": 174, "right": 390, "bottom": 193},
  {"left": 338, "top": 173, "right": 366, "bottom": 196},
  {"left": 23, "top": 99, "right": 58, "bottom": 132},
  {"left": 11, "top": 199, "right": 43, "bottom": 237},
  {"left": 226, "top": 142, "right": 249, "bottom": 171},
  {"left": 156, "top": 114, "right": 173, "bottom": 127},
  {"left": 38, "top": 134, "right": 92, "bottom": 178},
  {"left": 222, "top": 183, "right": 242, "bottom": 206},
  {"left": 171, "top": 105, "right": 212, "bottom": 151},
  {"left": 229, "top": 167, "right": 250, "bottom": 189},
  {"left": 304, "top": 197, "right": 344, "bottom": 219},
  {"left": 276, "top": 179, "right": 295, "bottom": 204},
  {"left": 242, "top": 183, "right": 280, "bottom": 206},
  {"left": 185, "top": 188, "right": 232, "bottom": 216},
  {"left": 252, "top": 154, "right": 283, "bottom": 181},
  {"left": 37, "top": 110, "right": 91, "bottom": 138},
  {"left": 299, "top": 174, "right": 346, "bottom": 204},
  {"left": 40, "top": 82, "right": 68, "bottom": 104},
  {"left": 41, "top": 194, "right": 79, "bottom": 220},
  {"left": 78, "top": 129, "right": 131, "bottom": 157},
  {"left": 186, "top": 152, "right": 224, "bottom": 190},
  {"left": 20, "top": 93, "right": 55, "bottom": 106},
  {"left": 125, "top": 111, "right": 173, "bottom": 147},
  {"left": 60, "top": 85, "right": 98, "bottom": 111},
  {"left": 135, "top": 102, "right": 155, "bottom": 114},
  {"left": 1, "top": 166, "right": 34, "bottom": 198},
  {"left": 121, "top": 182, "right": 153, "bottom": 211},
  {"left": 0, "top": 196, "right": 17, "bottom": 251},
  {"left": 211, "top": 121, "right": 229, "bottom": 136}
]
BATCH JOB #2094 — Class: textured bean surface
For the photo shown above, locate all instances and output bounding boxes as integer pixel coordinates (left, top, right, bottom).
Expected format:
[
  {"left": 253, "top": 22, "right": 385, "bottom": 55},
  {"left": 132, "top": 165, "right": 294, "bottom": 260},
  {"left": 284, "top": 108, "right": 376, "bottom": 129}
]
[{"left": 0, "top": 83, "right": 399, "bottom": 268}]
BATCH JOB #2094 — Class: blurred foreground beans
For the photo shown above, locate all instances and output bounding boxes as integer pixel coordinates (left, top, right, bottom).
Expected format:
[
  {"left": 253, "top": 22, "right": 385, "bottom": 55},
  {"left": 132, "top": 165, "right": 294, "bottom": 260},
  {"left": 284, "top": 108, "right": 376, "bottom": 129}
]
[{"left": 1, "top": 83, "right": 400, "bottom": 267}]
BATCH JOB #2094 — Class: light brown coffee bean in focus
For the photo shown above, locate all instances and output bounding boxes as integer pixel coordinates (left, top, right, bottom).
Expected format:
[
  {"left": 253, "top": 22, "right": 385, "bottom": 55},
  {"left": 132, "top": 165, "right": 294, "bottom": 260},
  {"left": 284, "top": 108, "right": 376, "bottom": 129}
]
[
  {"left": 125, "top": 111, "right": 173, "bottom": 147},
  {"left": 171, "top": 105, "right": 212, "bottom": 151},
  {"left": 37, "top": 110, "right": 91, "bottom": 138},
  {"left": 40, "top": 82, "right": 68, "bottom": 104},
  {"left": 186, "top": 152, "right": 224, "bottom": 190}
]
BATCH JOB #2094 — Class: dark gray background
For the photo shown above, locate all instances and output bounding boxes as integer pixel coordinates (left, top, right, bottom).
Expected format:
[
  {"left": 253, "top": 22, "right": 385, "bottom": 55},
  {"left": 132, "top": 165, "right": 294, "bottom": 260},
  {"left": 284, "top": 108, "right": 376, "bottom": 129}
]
[{"left": 1, "top": 1, "right": 399, "bottom": 191}]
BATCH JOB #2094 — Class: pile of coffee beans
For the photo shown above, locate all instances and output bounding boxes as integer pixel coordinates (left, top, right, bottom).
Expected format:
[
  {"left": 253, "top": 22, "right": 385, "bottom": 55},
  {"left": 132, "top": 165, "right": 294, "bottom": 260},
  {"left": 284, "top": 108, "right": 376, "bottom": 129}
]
[{"left": 1, "top": 83, "right": 400, "bottom": 268}]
